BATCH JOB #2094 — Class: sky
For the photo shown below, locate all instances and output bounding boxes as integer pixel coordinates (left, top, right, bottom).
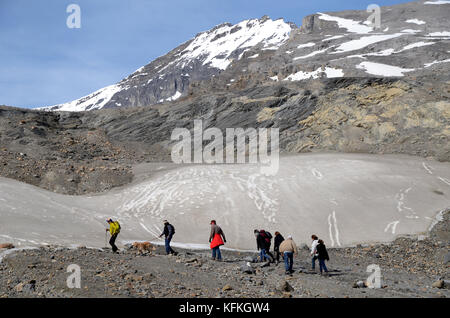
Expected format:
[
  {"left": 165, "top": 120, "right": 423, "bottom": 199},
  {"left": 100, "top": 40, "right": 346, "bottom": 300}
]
[{"left": 0, "top": 0, "right": 413, "bottom": 108}]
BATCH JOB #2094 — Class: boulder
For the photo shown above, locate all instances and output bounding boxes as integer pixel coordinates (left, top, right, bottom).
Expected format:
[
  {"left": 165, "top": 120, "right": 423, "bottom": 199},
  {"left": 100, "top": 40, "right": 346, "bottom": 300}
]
[
  {"left": 353, "top": 280, "right": 367, "bottom": 288},
  {"left": 280, "top": 281, "right": 294, "bottom": 292},
  {"left": 432, "top": 280, "right": 444, "bottom": 289},
  {"left": 240, "top": 263, "right": 255, "bottom": 274}
]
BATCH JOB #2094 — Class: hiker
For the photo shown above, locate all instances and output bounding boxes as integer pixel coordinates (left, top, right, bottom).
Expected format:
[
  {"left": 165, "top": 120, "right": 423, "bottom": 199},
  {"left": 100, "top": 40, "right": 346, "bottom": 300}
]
[
  {"left": 106, "top": 218, "right": 121, "bottom": 253},
  {"left": 317, "top": 239, "right": 330, "bottom": 275},
  {"left": 254, "top": 229, "right": 273, "bottom": 263},
  {"left": 209, "top": 220, "right": 226, "bottom": 261},
  {"left": 273, "top": 231, "right": 285, "bottom": 264},
  {"left": 310, "top": 234, "right": 319, "bottom": 270},
  {"left": 159, "top": 220, "right": 177, "bottom": 255},
  {"left": 279, "top": 235, "right": 298, "bottom": 275},
  {"left": 260, "top": 230, "right": 275, "bottom": 261}
]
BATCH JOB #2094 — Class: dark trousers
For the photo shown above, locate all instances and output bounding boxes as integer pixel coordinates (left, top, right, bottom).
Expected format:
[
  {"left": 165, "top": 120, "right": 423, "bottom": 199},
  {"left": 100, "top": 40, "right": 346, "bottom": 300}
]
[
  {"left": 109, "top": 233, "right": 118, "bottom": 252},
  {"left": 212, "top": 246, "right": 222, "bottom": 260},
  {"left": 165, "top": 236, "right": 176, "bottom": 255},
  {"left": 319, "top": 259, "right": 328, "bottom": 273},
  {"left": 312, "top": 255, "right": 318, "bottom": 269}
]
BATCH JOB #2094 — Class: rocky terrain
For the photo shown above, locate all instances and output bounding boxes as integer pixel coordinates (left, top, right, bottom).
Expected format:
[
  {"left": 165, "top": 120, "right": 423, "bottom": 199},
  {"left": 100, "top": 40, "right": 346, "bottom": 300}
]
[
  {"left": 0, "top": 2, "right": 449, "bottom": 195},
  {"left": 0, "top": 210, "right": 448, "bottom": 298},
  {"left": 1, "top": 76, "right": 449, "bottom": 194},
  {"left": 0, "top": 0, "right": 448, "bottom": 300}
]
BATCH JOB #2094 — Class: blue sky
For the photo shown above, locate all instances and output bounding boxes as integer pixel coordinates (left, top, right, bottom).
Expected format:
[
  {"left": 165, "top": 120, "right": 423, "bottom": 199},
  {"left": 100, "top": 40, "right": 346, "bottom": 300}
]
[{"left": 0, "top": 0, "right": 412, "bottom": 108}]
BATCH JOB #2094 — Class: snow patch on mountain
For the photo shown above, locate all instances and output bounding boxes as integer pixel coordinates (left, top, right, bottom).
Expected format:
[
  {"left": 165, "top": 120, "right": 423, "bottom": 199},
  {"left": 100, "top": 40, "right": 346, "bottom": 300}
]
[
  {"left": 165, "top": 91, "right": 182, "bottom": 102},
  {"left": 424, "top": 0, "right": 450, "bottom": 4},
  {"left": 178, "top": 18, "right": 292, "bottom": 70},
  {"left": 424, "top": 58, "right": 450, "bottom": 67},
  {"left": 426, "top": 31, "right": 450, "bottom": 37},
  {"left": 40, "top": 84, "right": 124, "bottom": 112},
  {"left": 332, "top": 33, "right": 404, "bottom": 53},
  {"left": 293, "top": 48, "right": 328, "bottom": 60},
  {"left": 317, "top": 13, "right": 374, "bottom": 34},
  {"left": 322, "top": 35, "right": 346, "bottom": 42},
  {"left": 406, "top": 19, "right": 426, "bottom": 25},
  {"left": 297, "top": 42, "right": 315, "bottom": 49},
  {"left": 284, "top": 67, "right": 344, "bottom": 81},
  {"left": 356, "top": 62, "right": 415, "bottom": 76}
]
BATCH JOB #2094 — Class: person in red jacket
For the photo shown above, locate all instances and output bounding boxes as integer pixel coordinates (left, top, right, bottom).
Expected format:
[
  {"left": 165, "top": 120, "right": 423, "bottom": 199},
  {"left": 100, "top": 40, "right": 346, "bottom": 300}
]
[{"left": 209, "top": 220, "right": 226, "bottom": 261}]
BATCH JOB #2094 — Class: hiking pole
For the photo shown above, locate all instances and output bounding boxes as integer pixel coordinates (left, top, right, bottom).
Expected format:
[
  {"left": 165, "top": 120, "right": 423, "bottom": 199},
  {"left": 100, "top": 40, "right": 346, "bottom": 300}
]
[{"left": 105, "top": 231, "right": 108, "bottom": 249}]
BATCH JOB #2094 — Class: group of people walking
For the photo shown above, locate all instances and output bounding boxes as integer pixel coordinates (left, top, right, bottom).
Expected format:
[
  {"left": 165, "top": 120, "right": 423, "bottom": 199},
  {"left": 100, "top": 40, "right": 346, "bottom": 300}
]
[
  {"left": 105, "top": 218, "right": 330, "bottom": 275},
  {"left": 254, "top": 229, "right": 329, "bottom": 275}
]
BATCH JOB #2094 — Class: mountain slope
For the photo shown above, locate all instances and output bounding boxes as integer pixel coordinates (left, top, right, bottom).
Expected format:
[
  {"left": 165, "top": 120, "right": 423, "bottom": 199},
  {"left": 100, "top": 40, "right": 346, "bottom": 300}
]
[
  {"left": 40, "top": 0, "right": 450, "bottom": 112},
  {"left": 42, "top": 17, "right": 293, "bottom": 111}
]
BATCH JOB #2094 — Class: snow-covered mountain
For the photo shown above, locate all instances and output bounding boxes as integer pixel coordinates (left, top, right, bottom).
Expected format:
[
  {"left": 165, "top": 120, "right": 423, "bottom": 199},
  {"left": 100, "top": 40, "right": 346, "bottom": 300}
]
[
  {"left": 42, "top": 17, "right": 293, "bottom": 111},
  {"left": 41, "top": 0, "right": 450, "bottom": 111}
]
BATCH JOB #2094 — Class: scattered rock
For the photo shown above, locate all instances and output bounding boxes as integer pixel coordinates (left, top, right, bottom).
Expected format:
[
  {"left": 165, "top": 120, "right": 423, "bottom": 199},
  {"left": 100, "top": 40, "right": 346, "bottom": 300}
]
[
  {"left": 353, "top": 281, "right": 367, "bottom": 288},
  {"left": 432, "top": 280, "right": 444, "bottom": 289},
  {"left": 240, "top": 263, "right": 255, "bottom": 274},
  {"left": 244, "top": 256, "right": 258, "bottom": 263},
  {"left": 222, "top": 285, "right": 233, "bottom": 292},
  {"left": 280, "top": 281, "right": 294, "bottom": 292},
  {"left": 444, "top": 253, "right": 450, "bottom": 265}
]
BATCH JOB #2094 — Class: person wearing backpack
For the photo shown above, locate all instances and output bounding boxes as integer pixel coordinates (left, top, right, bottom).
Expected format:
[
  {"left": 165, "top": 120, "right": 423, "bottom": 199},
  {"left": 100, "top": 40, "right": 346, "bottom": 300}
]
[
  {"left": 261, "top": 230, "right": 275, "bottom": 262},
  {"left": 317, "top": 239, "right": 330, "bottom": 275},
  {"left": 209, "top": 220, "right": 226, "bottom": 261},
  {"left": 254, "top": 229, "right": 273, "bottom": 263},
  {"left": 273, "top": 231, "right": 285, "bottom": 264},
  {"left": 106, "top": 218, "right": 121, "bottom": 253},
  {"left": 159, "top": 220, "right": 177, "bottom": 255}
]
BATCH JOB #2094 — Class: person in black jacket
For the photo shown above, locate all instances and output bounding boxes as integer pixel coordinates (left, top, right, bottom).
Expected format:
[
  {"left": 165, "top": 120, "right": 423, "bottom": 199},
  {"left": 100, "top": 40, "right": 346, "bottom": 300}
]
[
  {"left": 254, "top": 229, "right": 273, "bottom": 263},
  {"left": 316, "top": 239, "right": 329, "bottom": 275},
  {"left": 273, "top": 231, "right": 285, "bottom": 264},
  {"left": 159, "top": 220, "right": 177, "bottom": 255}
]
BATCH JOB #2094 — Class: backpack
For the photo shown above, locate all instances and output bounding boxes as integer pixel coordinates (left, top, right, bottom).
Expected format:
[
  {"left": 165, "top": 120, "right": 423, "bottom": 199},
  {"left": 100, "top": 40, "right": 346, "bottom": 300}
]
[
  {"left": 114, "top": 221, "right": 121, "bottom": 234},
  {"left": 260, "top": 230, "right": 272, "bottom": 244}
]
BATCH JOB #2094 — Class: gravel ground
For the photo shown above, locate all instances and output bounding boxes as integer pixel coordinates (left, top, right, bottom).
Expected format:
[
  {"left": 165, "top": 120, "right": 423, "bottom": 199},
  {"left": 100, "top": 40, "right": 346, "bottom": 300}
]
[{"left": 0, "top": 211, "right": 448, "bottom": 298}]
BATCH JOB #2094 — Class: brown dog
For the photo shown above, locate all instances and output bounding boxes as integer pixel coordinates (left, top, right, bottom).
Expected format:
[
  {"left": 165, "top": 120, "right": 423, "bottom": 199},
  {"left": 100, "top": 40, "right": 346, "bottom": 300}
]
[
  {"left": 132, "top": 242, "right": 156, "bottom": 255},
  {"left": 0, "top": 243, "right": 15, "bottom": 249}
]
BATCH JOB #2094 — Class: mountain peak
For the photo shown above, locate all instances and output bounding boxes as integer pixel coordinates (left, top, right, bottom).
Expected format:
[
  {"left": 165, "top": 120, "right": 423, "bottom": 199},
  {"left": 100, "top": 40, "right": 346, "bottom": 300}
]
[{"left": 39, "top": 0, "right": 450, "bottom": 112}]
